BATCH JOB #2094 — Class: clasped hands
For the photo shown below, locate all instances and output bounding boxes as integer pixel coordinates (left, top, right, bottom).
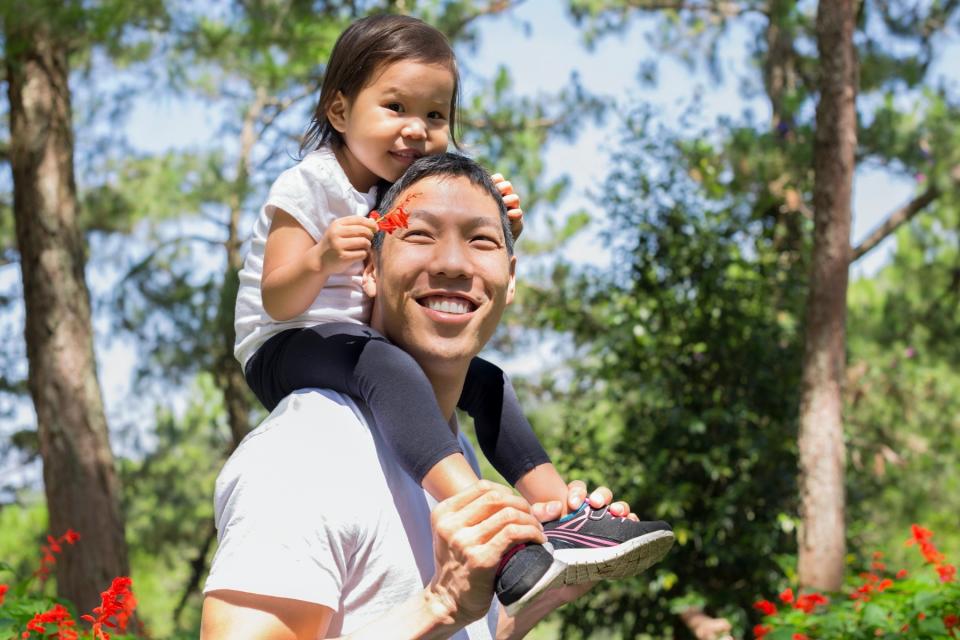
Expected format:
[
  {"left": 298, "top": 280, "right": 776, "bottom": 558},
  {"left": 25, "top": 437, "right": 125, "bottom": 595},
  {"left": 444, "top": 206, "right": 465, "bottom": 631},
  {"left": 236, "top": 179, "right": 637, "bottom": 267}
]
[{"left": 426, "top": 479, "right": 636, "bottom": 628}]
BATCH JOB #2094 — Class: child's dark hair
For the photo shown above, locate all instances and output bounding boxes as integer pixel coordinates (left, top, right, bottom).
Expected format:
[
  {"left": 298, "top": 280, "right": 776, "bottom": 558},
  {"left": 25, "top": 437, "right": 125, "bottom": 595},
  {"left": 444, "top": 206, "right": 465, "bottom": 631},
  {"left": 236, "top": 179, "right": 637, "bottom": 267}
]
[{"left": 300, "top": 14, "right": 460, "bottom": 156}]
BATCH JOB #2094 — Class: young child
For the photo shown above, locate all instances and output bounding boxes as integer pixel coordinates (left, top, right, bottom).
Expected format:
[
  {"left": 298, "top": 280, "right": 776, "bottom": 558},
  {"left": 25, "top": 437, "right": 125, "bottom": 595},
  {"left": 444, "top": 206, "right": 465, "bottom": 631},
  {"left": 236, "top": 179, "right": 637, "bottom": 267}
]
[{"left": 233, "top": 14, "right": 673, "bottom": 613}]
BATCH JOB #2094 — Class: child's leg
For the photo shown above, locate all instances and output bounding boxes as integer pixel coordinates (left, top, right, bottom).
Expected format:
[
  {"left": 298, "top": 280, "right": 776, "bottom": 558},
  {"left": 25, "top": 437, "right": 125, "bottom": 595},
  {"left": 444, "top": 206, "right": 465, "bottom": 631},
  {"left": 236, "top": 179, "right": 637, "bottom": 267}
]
[
  {"left": 459, "top": 357, "right": 568, "bottom": 507},
  {"left": 244, "top": 323, "right": 480, "bottom": 499}
]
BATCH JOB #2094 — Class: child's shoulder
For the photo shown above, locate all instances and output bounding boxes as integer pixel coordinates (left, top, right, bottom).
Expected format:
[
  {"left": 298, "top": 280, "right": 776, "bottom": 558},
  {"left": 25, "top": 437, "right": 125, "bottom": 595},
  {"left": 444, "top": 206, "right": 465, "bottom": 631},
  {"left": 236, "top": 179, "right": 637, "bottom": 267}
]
[{"left": 272, "top": 147, "right": 342, "bottom": 195}]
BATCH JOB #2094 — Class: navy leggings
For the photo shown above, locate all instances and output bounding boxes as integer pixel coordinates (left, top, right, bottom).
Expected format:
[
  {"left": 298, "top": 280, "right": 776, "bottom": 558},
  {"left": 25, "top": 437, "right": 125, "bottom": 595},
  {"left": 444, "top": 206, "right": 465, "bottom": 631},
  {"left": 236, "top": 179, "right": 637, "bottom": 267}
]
[{"left": 244, "top": 322, "right": 551, "bottom": 486}]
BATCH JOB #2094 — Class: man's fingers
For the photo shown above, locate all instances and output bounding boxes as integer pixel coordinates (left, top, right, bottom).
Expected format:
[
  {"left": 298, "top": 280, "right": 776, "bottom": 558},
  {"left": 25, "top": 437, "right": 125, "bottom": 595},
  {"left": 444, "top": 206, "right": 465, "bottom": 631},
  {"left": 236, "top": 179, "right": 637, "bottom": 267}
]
[
  {"left": 432, "top": 480, "right": 514, "bottom": 521},
  {"left": 453, "top": 505, "right": 544, "bottom": 550}
]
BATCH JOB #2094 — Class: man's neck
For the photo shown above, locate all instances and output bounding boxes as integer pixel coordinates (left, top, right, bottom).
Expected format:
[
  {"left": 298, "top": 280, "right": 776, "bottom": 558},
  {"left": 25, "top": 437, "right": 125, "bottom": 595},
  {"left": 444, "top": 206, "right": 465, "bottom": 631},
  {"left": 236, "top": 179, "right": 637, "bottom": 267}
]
[{"left": 420, "top": 361, "right": 469, "bottom": 427}]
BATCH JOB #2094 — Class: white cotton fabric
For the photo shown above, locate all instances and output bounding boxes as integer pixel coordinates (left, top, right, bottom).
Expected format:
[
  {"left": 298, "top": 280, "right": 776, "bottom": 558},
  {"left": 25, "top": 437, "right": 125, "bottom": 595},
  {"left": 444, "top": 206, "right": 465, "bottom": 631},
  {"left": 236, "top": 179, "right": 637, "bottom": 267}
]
[
  {"left": 233, "top": 147, "right": 379, "bottom": 368},
  {"left": 204, "top": 389, "right": 499, "bottom": 639}
]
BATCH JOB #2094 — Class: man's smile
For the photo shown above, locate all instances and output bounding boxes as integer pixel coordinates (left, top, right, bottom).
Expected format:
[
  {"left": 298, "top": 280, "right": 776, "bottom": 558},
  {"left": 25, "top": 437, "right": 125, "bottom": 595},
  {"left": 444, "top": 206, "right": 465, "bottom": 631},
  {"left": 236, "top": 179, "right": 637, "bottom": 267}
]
[{"left": 416, "top": 293, "right": 479, "bottom": 316}]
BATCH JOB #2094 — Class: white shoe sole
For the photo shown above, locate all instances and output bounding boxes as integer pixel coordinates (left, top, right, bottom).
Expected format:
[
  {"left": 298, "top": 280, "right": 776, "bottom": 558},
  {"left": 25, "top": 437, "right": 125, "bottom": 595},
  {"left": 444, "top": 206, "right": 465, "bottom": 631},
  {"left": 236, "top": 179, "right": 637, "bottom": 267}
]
[{"left": 503, "top": 530, "right": 675, "bottom": 616}]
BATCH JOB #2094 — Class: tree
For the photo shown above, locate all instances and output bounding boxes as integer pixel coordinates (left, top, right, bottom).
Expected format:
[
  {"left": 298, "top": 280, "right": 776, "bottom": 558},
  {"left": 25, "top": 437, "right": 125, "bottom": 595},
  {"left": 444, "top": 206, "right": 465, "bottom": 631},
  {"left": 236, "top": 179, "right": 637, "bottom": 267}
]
[
  {"left": 796, "top": 0, "right": 858, "bottom": 591},
  {"left": 2, "top": 3, "right": 128, "bottom": 613}
]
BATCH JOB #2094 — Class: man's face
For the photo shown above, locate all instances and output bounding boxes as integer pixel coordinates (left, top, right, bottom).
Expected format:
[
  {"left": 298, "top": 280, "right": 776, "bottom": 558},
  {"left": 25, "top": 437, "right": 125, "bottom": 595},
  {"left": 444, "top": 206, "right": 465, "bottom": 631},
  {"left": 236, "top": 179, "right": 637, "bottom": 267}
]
[{"left": 363, "top": 175, "right": 516, "bottom": 371}]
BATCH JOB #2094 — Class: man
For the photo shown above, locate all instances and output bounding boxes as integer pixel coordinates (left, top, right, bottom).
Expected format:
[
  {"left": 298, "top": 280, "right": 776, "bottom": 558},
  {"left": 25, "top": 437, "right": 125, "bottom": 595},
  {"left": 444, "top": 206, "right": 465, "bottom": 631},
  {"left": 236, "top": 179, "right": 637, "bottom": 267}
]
[{"left": 201, "top": 154, "right": 665, "bottom": 639}]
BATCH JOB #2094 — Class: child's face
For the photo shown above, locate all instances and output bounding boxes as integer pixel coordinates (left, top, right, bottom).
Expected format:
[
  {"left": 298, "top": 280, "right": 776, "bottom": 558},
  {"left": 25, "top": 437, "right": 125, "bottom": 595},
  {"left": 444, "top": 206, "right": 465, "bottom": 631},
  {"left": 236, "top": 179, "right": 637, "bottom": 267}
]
[{"left": 329, "top": 60, "right": 455, "bottom": 192}]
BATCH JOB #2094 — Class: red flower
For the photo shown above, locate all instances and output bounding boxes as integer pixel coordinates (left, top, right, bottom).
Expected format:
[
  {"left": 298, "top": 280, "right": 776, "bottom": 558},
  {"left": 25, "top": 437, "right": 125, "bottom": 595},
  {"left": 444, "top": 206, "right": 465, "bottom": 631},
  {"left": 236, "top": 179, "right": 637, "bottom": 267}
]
[
  {"left": 794, "top": 592, "right": 829, "bottom": 613},
  {"left": 368, "top": 192, "right": 421, "bottom": 234},
  {"left": 753, "top": 600, "right": 778, "bottom": 616},
  {"left": 81, "top": 576, "right": 136, "bottom": 640},
  {"left": 0, "top": 584, "right": 7, "bottom": 605},
  {"left": 937, "top": 563, "right": 956, "bottom": 583},
  {"left": 896, "top": 569, "right": 908, "bottom": 579},
  {"left": 908, "top": 524, "right": 934, "bottom": 544},
  {"left": 33, "top": 529, "right": 81, "bottom": 582},
  {"left": 876, "top": 578, "right": 893, "bottom": 592},
  {"left": 871, "top": 560, "right": 886, "bottom": 571},
  {"left": 793, "top": 635, "right": 809, "bottom": 640},
  {"left": 22, "top": 603, "right": 77, "bottom": 639},
  {"left": 944, "top": 614, "right": 959, "bottom": 630},
  {"left": 778, "top": 587, "right": 794, "bottom": 604},
  {"left": 754, "top": 624, "right": 773, "bottom": 639}
]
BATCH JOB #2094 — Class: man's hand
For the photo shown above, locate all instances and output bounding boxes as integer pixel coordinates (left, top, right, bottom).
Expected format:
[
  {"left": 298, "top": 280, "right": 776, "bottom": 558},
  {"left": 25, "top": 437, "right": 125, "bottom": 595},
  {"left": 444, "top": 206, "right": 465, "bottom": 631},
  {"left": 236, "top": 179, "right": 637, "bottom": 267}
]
[
  {"left": 427, "top": 480, "right": 546, "bottom": 626},
  {"left": 491, "top": 173, "right": 523, "bottom": 240},
  {"left": 500, "top": 481, "right": 638, "bottom": 639}
]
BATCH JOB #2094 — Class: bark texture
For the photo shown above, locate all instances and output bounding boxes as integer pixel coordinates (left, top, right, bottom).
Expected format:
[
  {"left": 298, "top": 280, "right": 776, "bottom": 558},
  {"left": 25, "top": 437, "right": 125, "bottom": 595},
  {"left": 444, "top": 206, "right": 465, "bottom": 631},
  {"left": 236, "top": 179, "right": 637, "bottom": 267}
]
[
  {"left": 4, "top": 16, "right": 130, "bottom": 611},
  {"left": 797, "top": 0, "right": 859, "bottom": 591}
]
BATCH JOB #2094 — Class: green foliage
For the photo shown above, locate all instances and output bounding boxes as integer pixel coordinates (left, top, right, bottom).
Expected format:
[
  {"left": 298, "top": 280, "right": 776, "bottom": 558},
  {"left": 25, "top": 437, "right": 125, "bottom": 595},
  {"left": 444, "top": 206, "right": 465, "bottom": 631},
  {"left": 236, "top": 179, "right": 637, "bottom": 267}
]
[
  {"left": 753, "top": 527, "right": 959, "bottom": 639},
  {"left": 520, "top": 106, "right": 809, "bottom": 637}
]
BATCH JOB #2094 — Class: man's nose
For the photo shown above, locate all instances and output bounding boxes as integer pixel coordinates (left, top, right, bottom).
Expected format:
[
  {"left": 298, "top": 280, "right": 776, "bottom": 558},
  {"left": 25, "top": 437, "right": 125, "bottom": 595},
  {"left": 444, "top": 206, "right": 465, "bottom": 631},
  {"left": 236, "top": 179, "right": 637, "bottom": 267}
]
[
  {"left": 401, "top": 117, "right": 427, "bottom": 140},
  {"left": 430, "top": 235, "right": 473, "bottom": 279}
]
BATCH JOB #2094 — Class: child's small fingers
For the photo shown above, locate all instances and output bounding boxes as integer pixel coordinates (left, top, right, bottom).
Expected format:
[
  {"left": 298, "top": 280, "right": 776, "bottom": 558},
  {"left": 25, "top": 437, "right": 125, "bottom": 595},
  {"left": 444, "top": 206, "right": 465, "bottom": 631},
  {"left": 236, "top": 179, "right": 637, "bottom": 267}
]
[
  {"left": 490, "top": 172, "right": 504, "bottom": 183},
  {"left": 502, "top": 193, "right": 520, "bottom": 208},
  {"left": 496, "top": 180, "right": 514, "bottom": 195},
  {"left": 507, "top": 208, "right": 523, "bottom": 219}
]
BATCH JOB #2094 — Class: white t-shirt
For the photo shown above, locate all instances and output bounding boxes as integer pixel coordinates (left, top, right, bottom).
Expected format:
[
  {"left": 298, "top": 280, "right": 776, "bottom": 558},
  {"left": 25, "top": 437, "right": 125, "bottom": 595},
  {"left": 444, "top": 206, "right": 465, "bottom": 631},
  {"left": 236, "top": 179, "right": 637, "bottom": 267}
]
[
  {"left": 204, "top": 389, "right": 499, "bottom": 639},
  {"left": 234, "top": 147, "right": 379, "bottom": 367}
]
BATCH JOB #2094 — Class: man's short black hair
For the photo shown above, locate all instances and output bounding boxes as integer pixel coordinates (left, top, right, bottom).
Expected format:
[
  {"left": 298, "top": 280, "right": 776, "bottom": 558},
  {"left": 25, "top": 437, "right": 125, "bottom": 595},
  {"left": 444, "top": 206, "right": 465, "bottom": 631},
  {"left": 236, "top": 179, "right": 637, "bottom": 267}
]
[{"left": 372, "top": 153, "right": 515, "bottom": 257}]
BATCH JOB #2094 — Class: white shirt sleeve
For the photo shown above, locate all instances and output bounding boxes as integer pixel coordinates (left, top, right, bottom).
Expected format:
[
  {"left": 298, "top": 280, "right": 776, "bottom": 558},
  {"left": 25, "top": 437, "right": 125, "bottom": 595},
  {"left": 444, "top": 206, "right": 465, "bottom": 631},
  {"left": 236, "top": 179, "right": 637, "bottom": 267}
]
[{"left": 264, "top": 162, "right": 335, "bottom": 243}]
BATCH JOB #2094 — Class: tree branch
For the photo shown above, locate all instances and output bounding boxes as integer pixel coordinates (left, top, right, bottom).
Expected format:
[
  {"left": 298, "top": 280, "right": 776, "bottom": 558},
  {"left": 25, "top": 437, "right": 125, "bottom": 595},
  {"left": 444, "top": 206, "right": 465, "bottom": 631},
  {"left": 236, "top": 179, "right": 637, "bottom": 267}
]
[{"left": 850, "top": 165, "right": 960, "bottom": 262}]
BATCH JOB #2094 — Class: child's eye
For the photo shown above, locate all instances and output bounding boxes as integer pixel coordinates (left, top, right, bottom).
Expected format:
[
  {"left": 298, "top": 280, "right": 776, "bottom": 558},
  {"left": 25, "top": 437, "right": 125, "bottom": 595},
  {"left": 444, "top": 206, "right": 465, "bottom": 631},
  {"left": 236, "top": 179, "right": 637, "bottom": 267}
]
[
  {"left": 428, "top": 111, "right": 445, "bottom": 120},
  {"left": 386, "top": 103, "right": 404, "bottom": 113}
]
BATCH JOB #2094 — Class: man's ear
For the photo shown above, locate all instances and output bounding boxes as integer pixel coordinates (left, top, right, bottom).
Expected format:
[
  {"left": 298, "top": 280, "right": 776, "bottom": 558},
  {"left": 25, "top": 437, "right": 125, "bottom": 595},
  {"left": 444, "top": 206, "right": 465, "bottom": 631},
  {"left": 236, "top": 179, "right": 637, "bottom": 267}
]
[
  {"left": 505, "top": 255, "right": 517, "bottom": 305},
  {"left": 326, "top": 91, "right": 350, "bottom": 133},
  {"left": 361, "top": 257, "right": 378, "bottom": 298}
]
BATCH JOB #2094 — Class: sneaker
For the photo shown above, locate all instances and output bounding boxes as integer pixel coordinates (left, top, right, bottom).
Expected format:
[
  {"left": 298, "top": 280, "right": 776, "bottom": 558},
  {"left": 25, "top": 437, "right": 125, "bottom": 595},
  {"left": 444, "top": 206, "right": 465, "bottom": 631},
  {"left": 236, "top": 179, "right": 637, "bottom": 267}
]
[
  {"left": 498, "top": 502, "right": 674, "bottom": 616},
  {"left": 494, "top": 542, "right": 563, "bottom": 612},
  {"left": 545, "top": 501, "right": 674, "bottom": 583}
]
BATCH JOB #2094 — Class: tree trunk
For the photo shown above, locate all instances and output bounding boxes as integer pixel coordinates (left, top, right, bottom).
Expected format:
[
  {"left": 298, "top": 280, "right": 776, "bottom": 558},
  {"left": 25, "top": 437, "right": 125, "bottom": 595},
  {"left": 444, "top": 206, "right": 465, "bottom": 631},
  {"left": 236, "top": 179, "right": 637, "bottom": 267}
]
[
  {"left": 4, "top": 15, "right": 130, "bottom": 612},
  {"left": 797, "top": 0, "right": 858, "bottom": 591}
]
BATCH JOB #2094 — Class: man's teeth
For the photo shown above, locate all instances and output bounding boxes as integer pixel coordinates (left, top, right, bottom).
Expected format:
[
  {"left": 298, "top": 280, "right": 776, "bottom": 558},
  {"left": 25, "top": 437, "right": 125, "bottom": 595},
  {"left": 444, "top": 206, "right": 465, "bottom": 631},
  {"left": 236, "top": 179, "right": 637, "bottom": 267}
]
[{"left": 425, "top": 298, "right": 472, "bottom": 314}]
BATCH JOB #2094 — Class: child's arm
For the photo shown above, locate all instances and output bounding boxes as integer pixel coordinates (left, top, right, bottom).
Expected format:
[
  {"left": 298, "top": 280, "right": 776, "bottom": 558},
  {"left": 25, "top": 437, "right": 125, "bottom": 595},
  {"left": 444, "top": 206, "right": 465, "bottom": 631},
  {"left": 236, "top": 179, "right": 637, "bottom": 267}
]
[
  {"left": 261, "top": 209, "right": 378, "bottom": 321},
  {"left": 490, "top": 173, "right": 523, "bottom": 240}
]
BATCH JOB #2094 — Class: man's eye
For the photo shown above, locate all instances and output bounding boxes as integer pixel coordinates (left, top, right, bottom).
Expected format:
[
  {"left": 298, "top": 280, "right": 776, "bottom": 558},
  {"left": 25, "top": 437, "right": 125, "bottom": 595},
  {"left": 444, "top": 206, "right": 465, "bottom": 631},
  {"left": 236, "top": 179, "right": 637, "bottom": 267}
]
[
  {"left": 403, "top": 230, "right": 433, "bottom": 241},
  {"left": 386, "top": 103, "right": 404, "bottom": 112},
  {"left": 472, "top": 235, "right": 500, "bottom": 247}
]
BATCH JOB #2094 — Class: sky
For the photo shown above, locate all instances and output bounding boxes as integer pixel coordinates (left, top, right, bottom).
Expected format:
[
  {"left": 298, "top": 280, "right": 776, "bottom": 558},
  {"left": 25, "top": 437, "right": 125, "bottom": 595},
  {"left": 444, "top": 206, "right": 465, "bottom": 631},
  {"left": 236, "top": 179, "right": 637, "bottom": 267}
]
[{"left": 2, "top": 0, "right": 958, "bottom": 488}]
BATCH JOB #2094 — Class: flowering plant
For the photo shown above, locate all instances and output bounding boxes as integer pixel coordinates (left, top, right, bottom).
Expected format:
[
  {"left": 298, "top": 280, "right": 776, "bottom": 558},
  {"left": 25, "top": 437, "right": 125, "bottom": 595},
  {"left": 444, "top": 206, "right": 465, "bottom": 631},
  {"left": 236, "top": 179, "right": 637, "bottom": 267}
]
[
  {"left": 0, "top": 529, "right": 138, "bottom": 639},
  {"left": 752, "top": 525, "right": 959, "bottom": 639}
]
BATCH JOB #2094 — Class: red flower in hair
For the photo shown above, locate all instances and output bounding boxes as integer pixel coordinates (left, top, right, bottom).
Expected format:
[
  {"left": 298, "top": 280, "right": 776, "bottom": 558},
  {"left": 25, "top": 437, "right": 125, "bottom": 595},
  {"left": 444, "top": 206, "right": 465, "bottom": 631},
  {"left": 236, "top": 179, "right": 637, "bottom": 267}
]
[{"left": 369, "top": 192, "right": 421, "bottom": 234}]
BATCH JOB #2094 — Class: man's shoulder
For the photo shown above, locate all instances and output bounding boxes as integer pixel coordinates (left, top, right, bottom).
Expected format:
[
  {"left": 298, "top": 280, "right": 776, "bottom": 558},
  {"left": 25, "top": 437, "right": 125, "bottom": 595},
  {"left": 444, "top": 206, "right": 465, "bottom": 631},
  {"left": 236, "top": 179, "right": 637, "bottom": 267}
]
[{"left": 227, "top": 389, "right": 373, "bottom": 477}]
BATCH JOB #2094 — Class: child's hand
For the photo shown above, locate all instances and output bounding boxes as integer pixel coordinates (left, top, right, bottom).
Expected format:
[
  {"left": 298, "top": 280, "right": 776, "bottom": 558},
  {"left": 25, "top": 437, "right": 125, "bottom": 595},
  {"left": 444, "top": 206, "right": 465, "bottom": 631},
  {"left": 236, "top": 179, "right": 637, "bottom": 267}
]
[
  {"left": 491, "top": 172, "right": 523, "bottom": 240},
  {"left": 564, "top": 480, "right": 640, "bottom": 522},
  {"left": 315, "top": 216, "right": 379, "bottom": 274}
]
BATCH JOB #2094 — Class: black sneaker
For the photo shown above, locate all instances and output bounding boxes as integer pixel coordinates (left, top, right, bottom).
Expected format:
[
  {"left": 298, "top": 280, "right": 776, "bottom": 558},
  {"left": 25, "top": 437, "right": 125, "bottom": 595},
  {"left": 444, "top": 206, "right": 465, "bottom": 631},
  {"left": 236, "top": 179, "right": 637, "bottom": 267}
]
[
  {"left": 545, "top": 501, "right": 674, "bottom": 583},
  {"left": 494, "top": 542, "right": 563, "bottom": 611},
  {"left": 498, "top": 502, "right": 675, "bottom": 616}
]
